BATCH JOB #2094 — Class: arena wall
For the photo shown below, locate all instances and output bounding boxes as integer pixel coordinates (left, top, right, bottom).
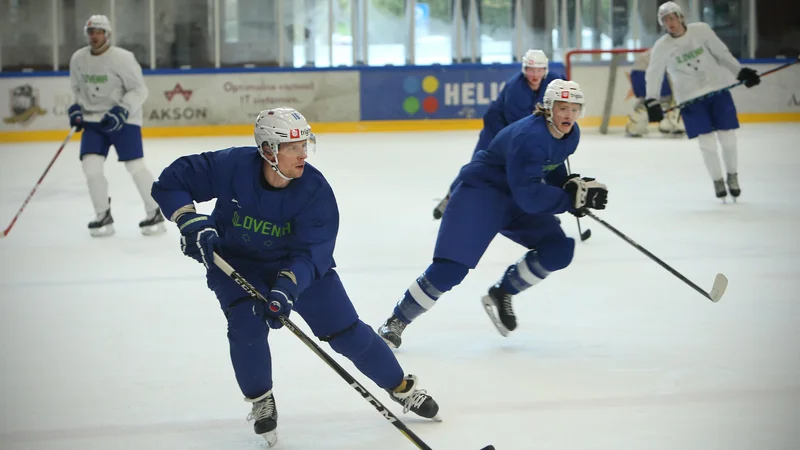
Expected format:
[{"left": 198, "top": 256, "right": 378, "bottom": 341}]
[{"left": 0, "top": 59, "right": 797, "bottom": 142}]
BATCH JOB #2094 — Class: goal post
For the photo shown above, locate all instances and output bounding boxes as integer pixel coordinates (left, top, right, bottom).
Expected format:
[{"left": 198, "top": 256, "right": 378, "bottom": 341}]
[{"left": 565, "top": 48, "right": 650, "bottom": 134}]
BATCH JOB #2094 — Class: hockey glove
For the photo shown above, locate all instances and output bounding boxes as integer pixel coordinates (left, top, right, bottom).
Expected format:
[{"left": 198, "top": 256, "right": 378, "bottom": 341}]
[
  {"left": 100, "top": 105, "right": 129, "bottom": 133},
  {"left": 68, "top": 104, "right": 84, "bottom": 132},
  {"left": 737, "top": 67, "right": 760, "bottom": 88},
  {"left": 176, "top": 212, "right": 221, "bottom": 269},
  {"left": 563, "top": 174, "right": 588, "bottom": 216},
  {"left": 254, "top": 270, "right": 298, "bottom": 329},
  {"left": 582, "top": 177, "right": 608, "bottom": 211},
  {"left": 644, "top": 98, "right": 664, "bottom": 123},
  {"left": 563, "top": 175, "right": 608, "bottom": 216}
]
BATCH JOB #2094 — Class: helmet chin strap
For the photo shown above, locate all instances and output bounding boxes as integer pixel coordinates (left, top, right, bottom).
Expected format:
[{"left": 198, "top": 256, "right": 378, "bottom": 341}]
[
  {"left": 268, "top": 159, "right": 293, "bottom": 181},
  {"left": 547, "top": 116, "right": 565, "bottom": 138},
  {"left": 261, "top": 143, "right": 294, "bottom": 181}
]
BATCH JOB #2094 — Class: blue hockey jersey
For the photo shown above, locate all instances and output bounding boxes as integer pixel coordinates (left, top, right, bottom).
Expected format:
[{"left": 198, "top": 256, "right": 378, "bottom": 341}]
[
  {"left": 474, "top": 71, "right": 566, "bottom": 152},
  {"left": 151, "top": 146, "right": 338, "bottom": 295},
  {"left": 458, "top": 114, "right": 579, "bottom": 215}
]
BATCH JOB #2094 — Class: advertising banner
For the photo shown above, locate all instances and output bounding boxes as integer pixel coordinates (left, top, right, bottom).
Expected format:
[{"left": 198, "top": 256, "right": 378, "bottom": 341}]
[
  {"left": 143, "top": 70, "right": 360, "bottom": 127},
  {"left": 359, "top": 65, "right": 520, "bottom": 121},
  {"left": 0, "top": 70, "right": 359, "bottom": 132}
]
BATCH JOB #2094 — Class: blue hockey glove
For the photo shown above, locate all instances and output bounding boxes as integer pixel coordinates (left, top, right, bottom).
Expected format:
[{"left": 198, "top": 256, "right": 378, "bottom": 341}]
[
  {"left": 737, "top": 67, "right": 760, "bottom": 88},
  {"left": 253, "top": 270, "right": 297, "bottom": 329},
  {"left": 644, "top": 98, "right": 664, "bottom": 123},
  {"left": 100, "top": 105, "right": 129, "bottom": 133},
  {"left": 176, "top": 212, "right": 220, "bottom": 269},
  {"left": 68, "top": 104, "right": 84, "bottom": 132}
]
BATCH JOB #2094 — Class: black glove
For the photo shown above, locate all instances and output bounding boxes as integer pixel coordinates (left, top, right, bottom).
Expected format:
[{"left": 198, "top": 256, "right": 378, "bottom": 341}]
[
  {"left": 644, "top": 98, "right": 664, "bottom": 123},
  {"left": 253, "top": 270, "right": 298, "bottom": 329},
  {"left": 563, "top": 174, "right": 608, "bottom": 216},
  {"left": 176, "top": 212, "right": 221, "bottom": 269},
  {"left": 737, "top": 67, "right": 760, "bottom": 88},
  {"left": 582, "top": 177, "right": 608, "bottom": 211}
]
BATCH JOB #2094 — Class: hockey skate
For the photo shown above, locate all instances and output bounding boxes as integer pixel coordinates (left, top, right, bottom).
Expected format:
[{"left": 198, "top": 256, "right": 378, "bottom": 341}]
[
  {"left": 88, "top": 209, "right": 114, "bottom": 237},
  {"left": 246, "top": 390, "right": 278, "bottom": 447},
  {"left": 378, "top": 315, "right": 407, "bottom": 349},
  {"left": 713, "top": 179, "right": 728, "bottom": 203},
  {"left": 432, "top": 191, "right": 450, "bottom": 220},
  {"left": 388, "top": 374, "right": 441, "bottom": 421},
  {"left": 139, "top": 207, "right": 166, "bottom": 236},
  {"left": 726, "top": 173, "right": 741, "bottom": 201},
  {"left": 481, "top": 284, "right": 516, "bottom": 337}
]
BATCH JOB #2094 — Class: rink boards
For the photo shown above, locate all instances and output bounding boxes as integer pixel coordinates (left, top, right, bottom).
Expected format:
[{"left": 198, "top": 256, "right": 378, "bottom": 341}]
[{"left": 0, "top": 59, "right": 797, "bottom": 142}]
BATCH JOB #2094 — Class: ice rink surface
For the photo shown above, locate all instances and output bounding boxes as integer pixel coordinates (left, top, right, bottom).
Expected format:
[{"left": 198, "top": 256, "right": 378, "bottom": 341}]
[{"left": 1, "top": 123, "right": 799, "bottom": 450}]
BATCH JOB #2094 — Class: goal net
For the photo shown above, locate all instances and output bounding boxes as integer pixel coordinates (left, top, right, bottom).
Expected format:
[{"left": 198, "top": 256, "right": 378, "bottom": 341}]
[{"left": 565, "top": 48, "right": 650, "bottom": 134}]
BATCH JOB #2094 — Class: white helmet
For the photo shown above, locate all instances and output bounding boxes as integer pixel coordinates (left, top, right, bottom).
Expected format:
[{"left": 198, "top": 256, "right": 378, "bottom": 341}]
[
  {"left": 657, "top": 1, "right": 684, "bottom": 26},
  {"left": 84, "top": 15, "right": 112, "bottom": 39},
  {"left": 542, "top": 79, "right": 585, "bottom": 117},
  {"left": 254, "top": 107, "right": 316, "bottom": 180},
  {"left": 522, "top": 49, "right": 549, "bottom": 77}
]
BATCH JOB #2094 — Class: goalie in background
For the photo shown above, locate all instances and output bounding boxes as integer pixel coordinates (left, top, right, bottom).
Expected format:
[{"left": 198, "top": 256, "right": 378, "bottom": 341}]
[{"left": 625, "top": 49, "right": 685, "bottom": 137}]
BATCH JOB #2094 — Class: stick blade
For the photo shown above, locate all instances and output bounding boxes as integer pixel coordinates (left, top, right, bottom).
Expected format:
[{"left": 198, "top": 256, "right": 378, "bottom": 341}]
[
  {"left": 708, "top": 273, "right": 728, "bottom": 303},
  {"left": 479, "top": 446, "right": 496, "bottom": 450}
]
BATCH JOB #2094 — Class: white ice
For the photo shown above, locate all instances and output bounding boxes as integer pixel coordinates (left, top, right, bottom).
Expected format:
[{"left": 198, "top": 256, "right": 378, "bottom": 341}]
[{"left": 1, "top": 124, "right": 799, "bottom": 450}]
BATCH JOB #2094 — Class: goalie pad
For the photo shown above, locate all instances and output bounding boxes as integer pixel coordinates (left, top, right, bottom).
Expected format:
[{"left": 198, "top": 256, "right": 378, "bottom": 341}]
[
  {"left": 625, "top": 100, "right": 649, "bottom": 137},
  {"left": 658, "top": 97, "right": 685, "bottom": 135}
]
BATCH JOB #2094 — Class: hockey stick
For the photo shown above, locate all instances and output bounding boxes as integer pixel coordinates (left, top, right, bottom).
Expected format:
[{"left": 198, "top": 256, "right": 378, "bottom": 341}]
[
  {"left": 565, "top": 158, "right": 591, "bottom": 242},
  {"left": 1, "top": 127, "right": 76, "bottom": 239},
  {"left": 583, "top": 211, "right": 727, "bottom": 303},
  {"left": 664, "top": 57, "right": 799, "bottom": 113},
  {"left": 212, "top": 253, "right": 495, "bottom": 450}
]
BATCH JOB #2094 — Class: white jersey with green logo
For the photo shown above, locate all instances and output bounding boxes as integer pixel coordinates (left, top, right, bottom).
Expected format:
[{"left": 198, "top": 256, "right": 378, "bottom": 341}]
[
  {"left": 645, "top": 22, "right": 741, "bottom": 104},
  {"left": 69, "top": 46, "right": 148, "bottom": 126}
]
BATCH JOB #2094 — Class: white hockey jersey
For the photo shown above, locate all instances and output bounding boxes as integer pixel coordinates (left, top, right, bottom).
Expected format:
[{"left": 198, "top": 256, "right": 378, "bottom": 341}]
[
  {"left": 69, "top": 46, "right": 148, "bottom": 127},
  {"left": 645, "top": 22, "right": 741, "bottom": 104}
]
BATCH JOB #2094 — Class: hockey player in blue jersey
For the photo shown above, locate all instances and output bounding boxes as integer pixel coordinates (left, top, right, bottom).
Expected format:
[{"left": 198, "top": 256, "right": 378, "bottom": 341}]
[
  {"left": 151, "top": 108, "right": 440, "bottom": 446},
  {"left": 380, "top": 80, "right": 609, "bottom": 347},
  {"left": 433, "top": 49, "right": 565, "bottom": 219}
]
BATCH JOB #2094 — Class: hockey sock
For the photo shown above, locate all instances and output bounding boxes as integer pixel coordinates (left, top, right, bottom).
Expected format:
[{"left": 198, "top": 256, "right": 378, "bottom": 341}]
[
  {"left": 226, "top": 300, "right": 274, "bottom": 399},
  {"left": 499, "top": 239, "right": 575, "bottom": 295},
  {"left": 697, "top": 133, "right": 724, "bottom": 181},
  {"left": 81, "top": 154, "right": 110, "bottom": 214},
  {"left": 125, "top": 158, "right": 160, "bottom": 212},
  {"left": 393, "top": 258, "right": 469, "bottom": 324},
  {"left": 716, "top": 129, "right": 738, "bottom": 174},
  {"left": 326, "top": 320, "right": 404, "bottom": 390}
]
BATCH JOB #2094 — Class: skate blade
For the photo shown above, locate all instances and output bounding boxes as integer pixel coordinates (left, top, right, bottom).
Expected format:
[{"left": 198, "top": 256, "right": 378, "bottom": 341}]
[
  {"left": 481, "top": 295, "right": 509, "bottom": 337},
  {"left": 259, "top": 430, "right": 277, "bottom": 447},
  {"left": 140, "top": 222, "right": 167, "bottom": 236},
  {"left": 431, "top": 414, "right": 443, "bottom": 422},
  {"left": 89, "top": 225, "right": 115, "bottom": 237}
]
